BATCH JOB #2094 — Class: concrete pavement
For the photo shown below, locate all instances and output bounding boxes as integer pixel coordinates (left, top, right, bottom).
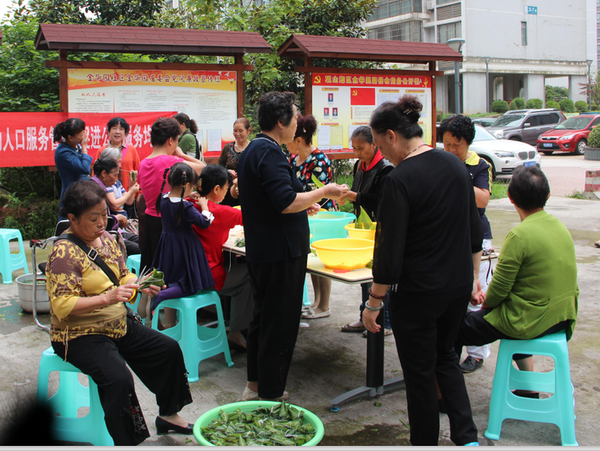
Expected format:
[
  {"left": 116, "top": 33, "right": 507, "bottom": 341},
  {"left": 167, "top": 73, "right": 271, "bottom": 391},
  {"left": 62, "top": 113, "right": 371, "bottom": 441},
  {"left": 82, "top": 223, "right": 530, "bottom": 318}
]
[{"left": 1, "top": 195, "right": 599, "bottom": 446}]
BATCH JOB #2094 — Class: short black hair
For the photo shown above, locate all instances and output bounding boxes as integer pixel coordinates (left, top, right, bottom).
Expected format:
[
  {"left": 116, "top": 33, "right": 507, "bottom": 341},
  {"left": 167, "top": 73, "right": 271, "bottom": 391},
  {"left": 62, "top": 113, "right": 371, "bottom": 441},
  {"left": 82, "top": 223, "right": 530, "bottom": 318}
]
[
  {"left": 508, "top": 166, "right": 550, "bottom": 210},
  {"left": 59, "top": 180, "right": 107, "bottom": 218},
  {"left": 438, "top": 115, "right": 475, "bottom": 145},
  {"left": 197, "top": 164, "right": 232, "bottom": 196},
  {"left": 53, "top": 118, "right": 85, "bottom": 143},
  {"left": 93, "top": 157, "right": 119, "bottom": 176},
  {"left": 351, "top": 126, "right": 374, "bottom": 144},
  {"left": 257, "top": 92, "right": 296, "bottom": 132},
  {"left": 151, "top": 117, "right": 180, "bottom": 147},
  {"left": 106, "top": 117, "right": 130, "bottom": 135},
  {"left": 370, "top": 95, "right": 423, "bottom": 140}
]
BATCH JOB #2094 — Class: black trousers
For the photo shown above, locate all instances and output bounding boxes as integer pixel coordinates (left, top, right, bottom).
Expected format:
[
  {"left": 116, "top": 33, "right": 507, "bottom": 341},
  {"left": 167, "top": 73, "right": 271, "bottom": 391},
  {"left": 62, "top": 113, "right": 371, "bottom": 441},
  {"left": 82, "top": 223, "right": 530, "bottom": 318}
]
[
  {"left": 139, "top": 212, "right": 162, "bottom": 273},
  {"left": 389, "top": 292, "right": 478, "bottom": 446},
  {"left": 52, "top": 315, "right": 192, "bottom": 446},
  {"left": 455, "top": 308, "right": 569, "bottom": 361},
  {"left": 246, "top": 254, "right": 307, "bottom": 399}
]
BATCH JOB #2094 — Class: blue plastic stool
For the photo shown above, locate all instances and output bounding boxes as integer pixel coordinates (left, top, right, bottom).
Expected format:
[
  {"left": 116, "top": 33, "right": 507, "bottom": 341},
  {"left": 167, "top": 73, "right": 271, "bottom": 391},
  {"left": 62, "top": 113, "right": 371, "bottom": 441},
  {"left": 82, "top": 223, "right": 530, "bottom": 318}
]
[
  {"left": 485, "top": 331, "right": 577, "bottom": 446},
  {"left": 151, "top": 290, "right": 233, "bottom": 383},
  {"left": 302, "top": 278, "right": 310, "bottom": 307},
  {"left": 126, "top": 254, "right": 141, "bottom": 275},
  {"left": 36, "top": 347, "right": 113, "bottom": 446},
  {"left": 0, "top": 228, "right": 29, "bottom": 284}
]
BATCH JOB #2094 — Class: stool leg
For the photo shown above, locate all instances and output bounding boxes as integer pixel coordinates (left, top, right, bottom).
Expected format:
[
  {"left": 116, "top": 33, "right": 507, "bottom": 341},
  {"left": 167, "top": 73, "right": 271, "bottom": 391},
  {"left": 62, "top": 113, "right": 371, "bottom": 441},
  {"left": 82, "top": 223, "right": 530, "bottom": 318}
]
[
  {"left": 555, "top": 355, "right": 578, "bottom": 446},
  {"left": 485, "top": 344, "right": 513, "bottom": 441},
  {"left": 213, "top": 298, "right": 233, "bottom": 368}
]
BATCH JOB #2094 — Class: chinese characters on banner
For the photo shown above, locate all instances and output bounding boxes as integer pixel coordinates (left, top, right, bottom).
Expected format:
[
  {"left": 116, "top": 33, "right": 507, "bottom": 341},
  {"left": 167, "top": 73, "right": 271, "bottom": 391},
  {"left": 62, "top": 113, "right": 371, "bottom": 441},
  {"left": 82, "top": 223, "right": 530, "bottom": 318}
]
[
  {"left": 0, "top": 112, "right": 175, "bottom": 168},
  {"left": 68, "top": 69, "right": 238, "bottom": 153},
  {"left": 312, "top": 73, "right": 432, "bottom": 152}
]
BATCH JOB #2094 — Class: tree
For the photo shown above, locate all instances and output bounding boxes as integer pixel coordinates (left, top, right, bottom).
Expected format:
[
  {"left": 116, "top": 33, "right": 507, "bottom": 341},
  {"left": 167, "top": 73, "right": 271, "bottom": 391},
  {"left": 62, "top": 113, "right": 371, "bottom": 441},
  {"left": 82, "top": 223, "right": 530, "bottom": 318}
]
[
  {"left": 579, "top": 72, "right": 600, "bottom": 107},
  {"left": 546, "top": 85, "right": 568, "bottom": 103}
]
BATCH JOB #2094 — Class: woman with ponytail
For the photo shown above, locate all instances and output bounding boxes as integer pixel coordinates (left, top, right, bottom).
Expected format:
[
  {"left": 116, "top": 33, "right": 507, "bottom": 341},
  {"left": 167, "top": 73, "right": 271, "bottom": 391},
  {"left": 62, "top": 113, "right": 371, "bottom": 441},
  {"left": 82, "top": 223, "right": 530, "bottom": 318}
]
[
  {"left": 149, "top": 162, "right": 214, "bottom": 326},
  {"left": 53, "top": 118, "right": 92, "bottom": 219},
  {"left": 137, "top": 117, "right": 205, "bottom": 275},
  {"left": 174, "top": 113, "right": 202, "bottom": 161}
]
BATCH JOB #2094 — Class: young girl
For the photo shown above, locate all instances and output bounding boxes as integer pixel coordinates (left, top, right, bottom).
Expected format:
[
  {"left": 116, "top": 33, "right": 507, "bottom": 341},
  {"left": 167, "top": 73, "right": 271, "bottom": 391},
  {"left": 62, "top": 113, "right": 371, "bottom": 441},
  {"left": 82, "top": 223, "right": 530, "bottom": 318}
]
[
  {"left": 150, "top": 163, "right": 215, "bottom": 323},
  {"left": 191, "top": 165, "right": 254, "bottom": 352}
]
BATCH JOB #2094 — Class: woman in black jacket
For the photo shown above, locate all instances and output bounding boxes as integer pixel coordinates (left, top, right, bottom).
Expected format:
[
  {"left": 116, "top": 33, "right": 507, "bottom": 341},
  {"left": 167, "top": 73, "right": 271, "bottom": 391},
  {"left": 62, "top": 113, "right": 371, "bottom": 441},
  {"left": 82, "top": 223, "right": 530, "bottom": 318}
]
[{"left": 340, "top": 126, "right": 393, "bottom": 336}]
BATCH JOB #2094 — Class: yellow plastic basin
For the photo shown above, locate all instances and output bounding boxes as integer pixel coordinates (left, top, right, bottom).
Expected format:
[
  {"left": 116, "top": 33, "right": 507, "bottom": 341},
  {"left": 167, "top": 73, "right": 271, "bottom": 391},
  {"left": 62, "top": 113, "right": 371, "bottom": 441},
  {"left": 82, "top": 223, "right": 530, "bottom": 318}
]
[
  {"left": 345, "top": 223, "right": 377, "bottom": 241},
  {"left": 311, "top": 238, "right": 374, "bottom": 270}
]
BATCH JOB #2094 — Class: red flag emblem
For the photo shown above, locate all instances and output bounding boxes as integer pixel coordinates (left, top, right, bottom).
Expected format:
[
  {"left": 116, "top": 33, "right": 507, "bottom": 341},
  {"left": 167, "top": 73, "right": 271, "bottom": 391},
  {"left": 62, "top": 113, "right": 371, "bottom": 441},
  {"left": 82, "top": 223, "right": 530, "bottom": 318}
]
[{"left": 350, "top": 88, "right": 375, "bottom": 106}]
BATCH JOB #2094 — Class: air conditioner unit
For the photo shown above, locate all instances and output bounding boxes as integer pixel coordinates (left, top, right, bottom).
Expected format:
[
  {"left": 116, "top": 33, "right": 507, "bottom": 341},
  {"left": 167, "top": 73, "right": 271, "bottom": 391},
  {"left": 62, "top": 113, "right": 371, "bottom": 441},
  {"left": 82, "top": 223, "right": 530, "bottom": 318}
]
[{"left": 426, "top": 0, "right": 435, "bottom": 11}]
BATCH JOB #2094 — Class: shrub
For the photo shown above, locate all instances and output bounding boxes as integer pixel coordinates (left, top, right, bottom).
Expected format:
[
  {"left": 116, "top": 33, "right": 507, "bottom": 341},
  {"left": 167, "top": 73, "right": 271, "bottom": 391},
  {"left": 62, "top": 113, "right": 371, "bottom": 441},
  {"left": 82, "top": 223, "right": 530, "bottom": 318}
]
[
  {"left": 559, "top": 99, "right": 576, "bottom": 113},
  {"left": 575, "top": 100, "right": 589, "bottom": 113},
  {"left": 510, "top": 97, "right": 526, "bottom": 109},
  {"left": 546, "top": 100, "right": 560, "bottom": 109},
  {"left": 592, "top": 103, "right": 599, "bottom": 111},
  {"left": 526, "top": 98, "right": 543, "bottom": 109},
  {"left": 587, "top": 125, "right": 600, "bottom": 148},
  {"left": 491, "top": 100, "right": 509, "bottom": 114},
  {"left": 0, "top": 194, "right": 59, "bottom": 239}
]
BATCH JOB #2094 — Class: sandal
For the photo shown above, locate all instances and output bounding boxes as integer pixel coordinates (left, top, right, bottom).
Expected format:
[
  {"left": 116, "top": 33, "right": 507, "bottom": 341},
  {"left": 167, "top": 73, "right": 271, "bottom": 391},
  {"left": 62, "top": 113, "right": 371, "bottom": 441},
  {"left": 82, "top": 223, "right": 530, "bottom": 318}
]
[{"left": 341, "top": 323, "right": 366, "bottom": 333}]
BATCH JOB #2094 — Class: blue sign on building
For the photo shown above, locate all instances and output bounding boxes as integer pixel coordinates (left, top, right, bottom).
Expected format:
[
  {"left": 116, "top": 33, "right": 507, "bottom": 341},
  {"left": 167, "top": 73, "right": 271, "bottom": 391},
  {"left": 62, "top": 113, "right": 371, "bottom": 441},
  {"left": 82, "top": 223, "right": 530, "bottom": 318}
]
[{"left": 525, "top": 5, "right": 538, "bottom": 15}]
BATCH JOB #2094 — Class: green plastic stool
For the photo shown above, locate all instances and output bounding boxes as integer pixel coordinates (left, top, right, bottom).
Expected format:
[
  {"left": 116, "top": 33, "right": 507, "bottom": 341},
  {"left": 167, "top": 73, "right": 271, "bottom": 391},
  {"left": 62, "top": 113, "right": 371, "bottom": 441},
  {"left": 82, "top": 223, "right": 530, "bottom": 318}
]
[
  {"left": 302, "top": 278, "right": 310, "bottom": 307},
  {"left": 0, "top": 228, "right": 29, "bottom": 284},
  {"left": 151, "top": 290, "right": 233, "bottom": 383},
  {"left": 485, "top": 331, "right": 577, "bottom": 446},
  {"left": 36, "top": 347, "right": 113, "bottom": 446},
  {"left": 126, "top": 254, "right": 141, "bottom": 275}
]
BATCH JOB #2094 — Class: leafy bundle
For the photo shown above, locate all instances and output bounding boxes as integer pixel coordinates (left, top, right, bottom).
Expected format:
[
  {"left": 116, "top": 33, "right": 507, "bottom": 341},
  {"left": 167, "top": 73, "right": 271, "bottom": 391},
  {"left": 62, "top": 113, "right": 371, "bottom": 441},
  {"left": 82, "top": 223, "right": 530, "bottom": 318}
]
[
  {"left": 355, "top": 206, "right": 375, "bottom": 230},
  {"left": 138, "top": 268, "right": 164, "bottom": 289},
  {"left": 201, "top": 400, "right": 316, "bottom": 446}
]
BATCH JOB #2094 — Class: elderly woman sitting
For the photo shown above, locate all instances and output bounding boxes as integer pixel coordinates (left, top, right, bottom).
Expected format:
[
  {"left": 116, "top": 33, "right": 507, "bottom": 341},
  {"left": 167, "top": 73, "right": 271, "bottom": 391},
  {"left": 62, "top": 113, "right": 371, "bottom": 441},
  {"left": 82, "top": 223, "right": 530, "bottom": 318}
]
[{"left": 45, "top": 180, "right": 194, "bottom": 446}]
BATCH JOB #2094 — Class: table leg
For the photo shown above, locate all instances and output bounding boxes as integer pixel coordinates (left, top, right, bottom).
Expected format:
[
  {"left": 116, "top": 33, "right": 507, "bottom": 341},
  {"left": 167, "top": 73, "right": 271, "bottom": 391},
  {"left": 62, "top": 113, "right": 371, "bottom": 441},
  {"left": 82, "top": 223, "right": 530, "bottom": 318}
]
[{"left": 330, "top": 283, "right": 405, "bottom": 411}]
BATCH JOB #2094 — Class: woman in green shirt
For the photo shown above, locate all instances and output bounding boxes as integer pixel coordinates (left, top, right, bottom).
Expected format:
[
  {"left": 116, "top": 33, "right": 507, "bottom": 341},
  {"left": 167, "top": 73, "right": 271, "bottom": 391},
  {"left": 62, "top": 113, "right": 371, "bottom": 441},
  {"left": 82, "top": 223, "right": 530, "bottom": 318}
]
[{"left": 174, "top": 113, "right": 202, "bottom": 161}]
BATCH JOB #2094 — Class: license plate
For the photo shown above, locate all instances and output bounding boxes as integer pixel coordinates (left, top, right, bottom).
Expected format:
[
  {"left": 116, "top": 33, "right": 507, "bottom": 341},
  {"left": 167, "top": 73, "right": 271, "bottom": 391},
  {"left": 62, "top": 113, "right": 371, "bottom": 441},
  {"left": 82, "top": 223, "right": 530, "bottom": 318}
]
[
  {"left": 543, "top": 143, "right": 553, "bottom": 148},
  {"left": 524, "top": 161, "right": 536, "bottom": 167}
]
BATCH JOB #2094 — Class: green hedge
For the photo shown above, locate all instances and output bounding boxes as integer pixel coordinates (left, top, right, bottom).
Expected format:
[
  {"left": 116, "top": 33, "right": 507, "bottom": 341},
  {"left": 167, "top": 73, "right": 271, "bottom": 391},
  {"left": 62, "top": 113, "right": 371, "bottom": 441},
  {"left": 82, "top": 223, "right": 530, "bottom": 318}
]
[
  {"left": 587, "top": 125, "right": 600, "bottom": 148},
  {"left": 491, "top": 100, "right": 509, "bottom": 114},
  {"left": 526, "top": 98, "right": 543, "bottom": 109}
]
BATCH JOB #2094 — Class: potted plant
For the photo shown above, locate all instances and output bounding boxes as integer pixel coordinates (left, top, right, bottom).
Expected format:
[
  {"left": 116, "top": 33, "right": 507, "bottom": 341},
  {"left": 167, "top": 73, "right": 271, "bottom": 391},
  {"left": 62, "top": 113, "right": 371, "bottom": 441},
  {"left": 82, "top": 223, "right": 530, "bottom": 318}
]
[{"left": 584, "top": 125, "right": 600, "bottom": 160}]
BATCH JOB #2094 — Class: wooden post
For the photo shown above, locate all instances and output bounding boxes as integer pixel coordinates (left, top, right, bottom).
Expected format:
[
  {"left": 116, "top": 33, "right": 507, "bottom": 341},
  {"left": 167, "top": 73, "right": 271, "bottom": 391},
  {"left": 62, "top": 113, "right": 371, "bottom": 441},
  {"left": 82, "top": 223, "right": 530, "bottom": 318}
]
[
  {"left": 59, "top": 49, "right": 68, "bottom": 112},
  {"left": 235, "top": 54, "right": 244, "bottom": 119},
  {"left": 430, "top": 61, "right": 437, "bottom": 147},
  {"left": 304, "top": 57, "right": 313, "bottom": 115}
]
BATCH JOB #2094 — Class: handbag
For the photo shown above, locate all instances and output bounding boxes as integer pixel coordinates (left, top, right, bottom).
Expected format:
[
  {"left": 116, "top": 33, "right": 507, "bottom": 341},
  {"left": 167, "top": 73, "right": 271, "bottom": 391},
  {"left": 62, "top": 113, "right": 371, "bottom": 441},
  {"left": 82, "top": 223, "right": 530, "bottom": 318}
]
[{"left": 59, "top": 233, "right": 143, "bottom": 323}]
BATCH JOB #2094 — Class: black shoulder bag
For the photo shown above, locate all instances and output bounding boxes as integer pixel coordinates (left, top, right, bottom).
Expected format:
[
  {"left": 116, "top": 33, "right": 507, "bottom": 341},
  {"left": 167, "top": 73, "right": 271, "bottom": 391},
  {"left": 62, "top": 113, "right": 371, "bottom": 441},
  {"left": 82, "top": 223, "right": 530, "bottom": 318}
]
[{"left": 59, "top": 234, "right": 142, "bottom": 323}]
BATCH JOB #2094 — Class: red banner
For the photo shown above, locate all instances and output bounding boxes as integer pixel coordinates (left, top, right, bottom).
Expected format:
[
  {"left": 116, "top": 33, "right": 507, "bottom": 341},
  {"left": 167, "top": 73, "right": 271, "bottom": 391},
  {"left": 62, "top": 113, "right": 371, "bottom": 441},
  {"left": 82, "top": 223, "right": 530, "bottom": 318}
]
[
  {"left": 0, "top": 112, "right": 176, "bottom": 168},
  {"left": 313, "top": 73, "right": 431, "bottom": 89}
]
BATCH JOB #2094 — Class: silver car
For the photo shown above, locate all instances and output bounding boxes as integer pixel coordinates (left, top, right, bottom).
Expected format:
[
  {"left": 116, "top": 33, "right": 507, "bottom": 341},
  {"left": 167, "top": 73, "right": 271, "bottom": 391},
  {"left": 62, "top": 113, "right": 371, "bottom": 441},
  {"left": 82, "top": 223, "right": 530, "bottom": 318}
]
[{"left": 437, "top": 125, "right": 541, "bottom": 179}]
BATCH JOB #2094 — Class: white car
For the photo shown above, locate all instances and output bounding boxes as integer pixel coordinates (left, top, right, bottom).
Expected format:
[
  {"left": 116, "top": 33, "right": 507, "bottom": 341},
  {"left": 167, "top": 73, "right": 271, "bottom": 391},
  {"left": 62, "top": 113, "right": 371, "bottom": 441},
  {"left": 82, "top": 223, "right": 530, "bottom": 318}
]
[{"left": 437, "top": 124, "right": 541, "bottom": 179}]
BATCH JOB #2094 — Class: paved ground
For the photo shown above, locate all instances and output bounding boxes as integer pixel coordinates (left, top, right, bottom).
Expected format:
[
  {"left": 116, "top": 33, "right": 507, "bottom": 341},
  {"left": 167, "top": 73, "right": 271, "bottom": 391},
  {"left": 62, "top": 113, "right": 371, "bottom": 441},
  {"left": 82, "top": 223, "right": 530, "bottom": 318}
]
[
  {"left": 1, "top": 175, "right": 599, "bottom": 446},
  {"left": 536, "top": 153, "right": 600, "bottom": 197}
]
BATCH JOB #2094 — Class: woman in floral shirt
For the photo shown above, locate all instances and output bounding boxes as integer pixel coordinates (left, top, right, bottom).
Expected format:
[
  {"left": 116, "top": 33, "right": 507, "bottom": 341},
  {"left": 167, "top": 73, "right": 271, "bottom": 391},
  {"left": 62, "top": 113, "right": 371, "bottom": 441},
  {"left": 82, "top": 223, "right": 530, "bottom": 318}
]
[{"left": 288, "top": 113, "right": 336, "bottom": 319}]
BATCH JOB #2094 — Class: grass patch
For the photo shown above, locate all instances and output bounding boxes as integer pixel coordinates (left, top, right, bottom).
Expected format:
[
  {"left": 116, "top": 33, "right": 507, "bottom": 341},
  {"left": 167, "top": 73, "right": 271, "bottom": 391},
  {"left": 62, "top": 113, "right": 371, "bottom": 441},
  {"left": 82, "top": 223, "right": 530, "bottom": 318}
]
[
  {"left": 566, "top": 190, "right": 586, "bottom": 199},
  {"left": 491, "top": 179, "right": 509, "bottom": 200}
]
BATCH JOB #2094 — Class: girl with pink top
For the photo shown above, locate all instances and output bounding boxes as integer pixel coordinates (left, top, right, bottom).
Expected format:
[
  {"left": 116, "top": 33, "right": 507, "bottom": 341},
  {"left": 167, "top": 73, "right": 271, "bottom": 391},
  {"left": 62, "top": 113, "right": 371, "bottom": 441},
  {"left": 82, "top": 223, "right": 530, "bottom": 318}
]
[{"left": 137, "top": 117, "right": 205, "bottom": 273}]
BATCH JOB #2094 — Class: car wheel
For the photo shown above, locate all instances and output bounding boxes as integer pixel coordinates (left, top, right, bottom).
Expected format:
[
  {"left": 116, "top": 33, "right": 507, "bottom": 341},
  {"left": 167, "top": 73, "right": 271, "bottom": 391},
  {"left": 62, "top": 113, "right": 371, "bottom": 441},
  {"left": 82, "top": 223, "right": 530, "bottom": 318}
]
[
  {"left": 574, "top": 139, "right": 586, "bottom": 155},
  {"left": 481, "top": 156, "right": 496, "bottom": 181},
  {"left": 509, "top": 137, "right": 521, "bottom": 141},
  {"left": 541, "top": 151, "right": 554, "bottom": 156}
]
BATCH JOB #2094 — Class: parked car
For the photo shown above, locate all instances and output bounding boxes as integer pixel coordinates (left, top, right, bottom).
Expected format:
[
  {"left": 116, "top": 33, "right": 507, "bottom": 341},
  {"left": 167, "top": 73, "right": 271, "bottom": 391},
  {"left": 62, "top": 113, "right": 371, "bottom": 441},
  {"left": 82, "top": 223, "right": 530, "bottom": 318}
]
[
  {"left": 486, "top": 109, "right": 567, "bottom": 146},
  {"left": 471, "top": 117, "right": 496, "bottom": 127},
  {"left": 536, "top": 114, "right": 600, "bottom": 155},
  {"left": 437, "top": 124, "right": 541, "bottom": 179}
]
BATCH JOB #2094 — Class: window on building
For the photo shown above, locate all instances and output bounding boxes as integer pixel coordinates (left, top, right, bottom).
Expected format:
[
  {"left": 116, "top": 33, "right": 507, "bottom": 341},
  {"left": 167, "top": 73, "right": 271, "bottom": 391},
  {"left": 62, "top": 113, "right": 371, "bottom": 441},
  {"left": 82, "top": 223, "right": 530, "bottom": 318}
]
[
  {"left": 369, "top": 0, "right": 422, "bottom": 21},
  {"left": 521, "top": 21, "right": 528, "bottom": 46},
  {"left": 438, "top": 21, "right": 461, "bottom": 43},
  {"left": 437, "top": 3, "right": 461, "bottom": 20},
  {"left": 368, "top": 21, "right": 423, "bottom": 42},
  {"left": 437, "top": 0, "right": 460, "bottom": 4}
]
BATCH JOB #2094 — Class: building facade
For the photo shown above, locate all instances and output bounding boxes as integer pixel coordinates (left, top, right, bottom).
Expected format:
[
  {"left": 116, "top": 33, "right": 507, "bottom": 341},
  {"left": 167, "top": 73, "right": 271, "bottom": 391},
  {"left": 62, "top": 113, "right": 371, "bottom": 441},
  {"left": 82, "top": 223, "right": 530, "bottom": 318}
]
[{"left": 366, "top": 0, "right": 592, "bottom": 114}]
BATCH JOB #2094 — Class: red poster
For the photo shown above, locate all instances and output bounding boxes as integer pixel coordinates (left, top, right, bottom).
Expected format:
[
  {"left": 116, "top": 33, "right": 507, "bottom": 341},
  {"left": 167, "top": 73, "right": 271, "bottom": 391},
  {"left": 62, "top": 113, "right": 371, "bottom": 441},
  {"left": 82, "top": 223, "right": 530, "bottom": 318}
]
[
  {"left": 0, "top": 111, "right": 176, "bottom": 168},
  {"left": 350, "top": 88, "right": 375, "bottom": 106}
]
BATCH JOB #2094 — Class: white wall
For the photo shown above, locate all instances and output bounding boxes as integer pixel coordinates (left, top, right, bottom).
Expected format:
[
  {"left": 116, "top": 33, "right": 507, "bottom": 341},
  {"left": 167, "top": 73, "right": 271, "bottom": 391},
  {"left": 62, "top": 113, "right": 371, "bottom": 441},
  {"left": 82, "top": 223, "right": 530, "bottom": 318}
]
[
  {"left": 463, "top": 72, "right": 488, "bottom": 114},
  {"left": 463, "top": 0, "right": 587, "bottom": 62},
  {"left": 524, "top": 74, "right": 545, "bottom": 103}
]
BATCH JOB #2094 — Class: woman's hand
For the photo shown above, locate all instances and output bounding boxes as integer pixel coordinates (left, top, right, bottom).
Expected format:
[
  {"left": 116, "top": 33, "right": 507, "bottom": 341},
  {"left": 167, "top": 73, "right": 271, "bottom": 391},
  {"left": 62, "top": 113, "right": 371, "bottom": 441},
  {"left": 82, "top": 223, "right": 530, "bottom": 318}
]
[
  {"left": 228, "top": 169, "right": 237, "bottom": 179},
  {"left": 104, "top": 284, "right": 137, "bottom": 305},
  {"left": 188, "top": 192, "right": 200, "bottom": 202},
  {"left": 325, "top": 183, "right": 350, "bottom": 200},
  {"left": 116, "top": 214, "right": 128, "bottom": 229},
  {"left": 128, "top": 182, "right": 140, "bottom": 196},
  {"left": 470, "top": 280, "right": 486, "bottom": 306},
  {"left": 362, "top": 308, "right": 382, "bottom": 334},
  {"left": 230, "top": 178, "right": 239, "bottom": 199},
  {"left": 81, "top": 130, "right": 89, "bottom": 151},
  {"left": 306, "top": 203, "right": 321, "bottom": 216},
  {"left": 137, "top": 273, "right": 165, "bottom": 297}
]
